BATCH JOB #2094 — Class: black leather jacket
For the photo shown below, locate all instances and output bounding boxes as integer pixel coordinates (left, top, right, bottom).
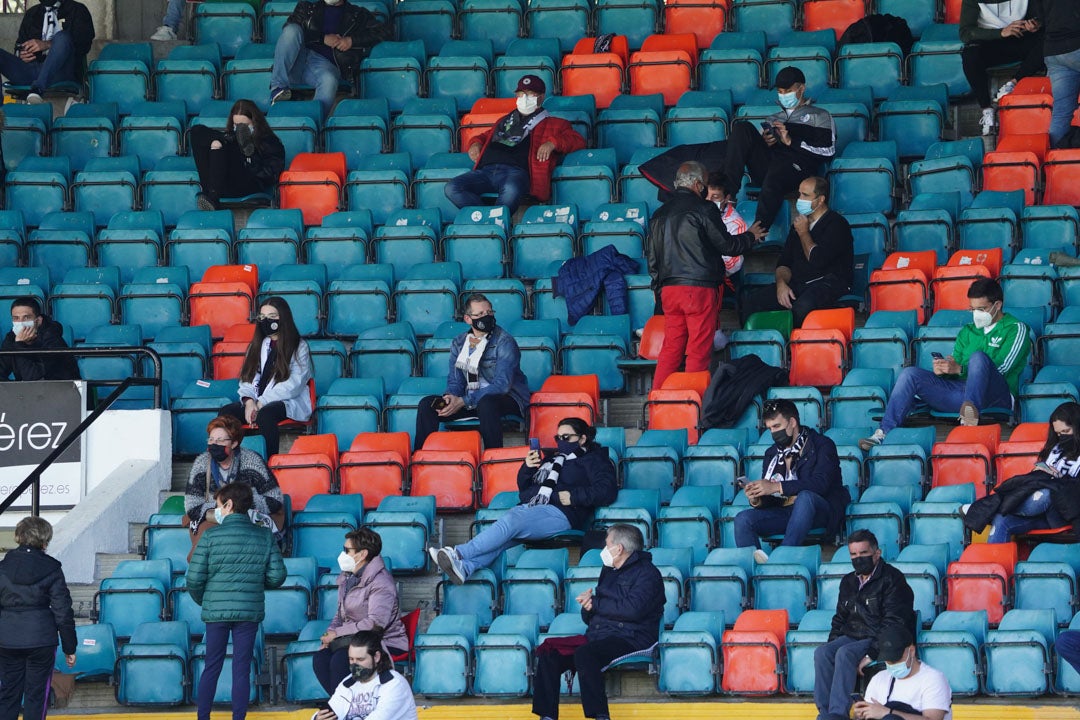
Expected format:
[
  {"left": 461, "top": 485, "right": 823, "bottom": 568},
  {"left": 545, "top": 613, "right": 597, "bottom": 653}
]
[
  {"left": 286, "top": 0, "right": 392, "bottom": 72},
  {"left": 646, "top": 187, "right": 757, "bottom": 292},
  {"left": 829, "top": 560, "right": 917, "bottom": 659}
]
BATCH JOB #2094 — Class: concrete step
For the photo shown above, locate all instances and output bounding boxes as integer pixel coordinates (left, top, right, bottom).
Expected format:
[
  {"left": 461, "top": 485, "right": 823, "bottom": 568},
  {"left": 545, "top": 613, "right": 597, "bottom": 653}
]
[
  {"left": 68, "top": 583, "right": 97, "bottom": 620},
  {"left": 95, "top": 552, "right": 142, "bottom": 584}
]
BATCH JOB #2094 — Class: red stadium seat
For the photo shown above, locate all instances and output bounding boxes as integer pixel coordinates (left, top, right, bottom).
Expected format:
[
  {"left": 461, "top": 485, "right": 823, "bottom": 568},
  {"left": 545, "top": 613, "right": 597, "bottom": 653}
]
[
  {"left": 410, "top": 430, "right": 482, "bottom": 511},
  {"left": 1008, "top": 422, "right": 1050, "bottom": 443},
  {"left": 947, "top": 248, "right": 1003, "bottom": 277},
  {"left": 644, "top": 370, "right": 710, "bottom": 443},
  {"left": 943, "top": 0, "right": 961, "bottom": 23},
  {"left": 479, "top": 446, "right": 531, "bottom": 507},
  {"left": 868, "top": 251, "right": 937, "bottom": 323},
  {"left": 995, "top": 134, "right": 1050, "bottom": 162},
  {"left": 638, "top": 315, "right": 665, "bottom": 361},
  {"left": 1011, "top": 77, "right": 1052, "bottom": 95},
  {"left": 663, "top": 0, "right": 729, "bottom": 49},
  {"left": 640, "top": 33, "right": 699, "bottom": 67},
  {"left": 931, "top": 264, "right": 991, "bottom": 313},
  {"left": 789, "top": 328, "right": 847, "bottom": 387},
  {"left": 628, "top": 50, "right": 693, "bottom": 105},
  {"left": 1043, "top": 149, "right": 1080, "bottom": 207},
  {"left": 946, "top": 424, "right": 1002, "bottom": 453},
  {"left": 289, "top": 151, "right": 347, "bottom": 184},
  {"left": 946, "top": 543, "right": 1018, "bottom": 625},
  {"left": 268, "top": 433, "right": 339, "bottom": 511},
  {"left": 339, "top": 431, "right": 411, "bottom": 509},
  {"left": 981, "top": 150, "right": 1041, "bottom": 205},
  {"left": 560, "top": 53, "right": 625, "bottom": 110},
  {"left": 459, "top": 112, "right": 505, "bottom": 152},
  {"left": 189, "top": 281, "right": 254, "bottom": 340},
  {"left": 931, "top": 442, "right": 994, "bottom": 499},
  {"left": 720, "top": 609, "right": 788, "bottom": 695},
  {"left": 802, "top": 0, "right": 866, "bottom": 39},
  {"left": 203, "top": 264, "right": 259, "bottom": 294},
  {"left": 279, "top": 170, "right": 342, "bottom": 226},
  {"left": 998, "top": 93, "right": 1053, "bottom": 138},
  {"left": 211, "top": 340, "right": 248, "bottom": 379},
  {"left": 801, "top": 307, "right": 855, "bottom": 341},
  {"left": 573, "top": 36, "right": 630, "bottom": 66},
  {"left": 529, "top": 374, "right": 601, "bottom": 443},
  {"left": 994, "top": 440, "right": 1044, "bottom": 486}
]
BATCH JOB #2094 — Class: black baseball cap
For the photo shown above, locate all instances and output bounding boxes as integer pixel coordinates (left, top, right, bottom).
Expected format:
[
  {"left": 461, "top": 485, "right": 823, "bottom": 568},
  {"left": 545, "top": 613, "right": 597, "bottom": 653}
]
[
  {"left": 877, "top": 625, "right": 914, "bottom": 663},
  {"left": 774, "top": 66, "right": 806, "bottom": 89}
]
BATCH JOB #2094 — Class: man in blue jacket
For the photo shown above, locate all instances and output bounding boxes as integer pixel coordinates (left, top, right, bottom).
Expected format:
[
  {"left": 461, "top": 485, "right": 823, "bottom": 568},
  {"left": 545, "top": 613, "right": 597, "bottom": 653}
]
[
  {"left": 532, "top": 524, "right": 664, "bottom": 720},
  {"left": 734, "top": 398, "right": 850, "bottom": 562},
  {"left": 414, "top": 293, "right": 530, "bottom": 450}
]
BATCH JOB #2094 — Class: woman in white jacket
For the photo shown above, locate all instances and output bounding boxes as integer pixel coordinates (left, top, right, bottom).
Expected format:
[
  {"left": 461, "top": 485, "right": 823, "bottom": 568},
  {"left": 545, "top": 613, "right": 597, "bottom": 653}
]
[
  {"left": 220, "top": 296, "right": 311, "bottom": 456},
  {"left": 313, "top": 630, "right": 417, "bottom": 720}
]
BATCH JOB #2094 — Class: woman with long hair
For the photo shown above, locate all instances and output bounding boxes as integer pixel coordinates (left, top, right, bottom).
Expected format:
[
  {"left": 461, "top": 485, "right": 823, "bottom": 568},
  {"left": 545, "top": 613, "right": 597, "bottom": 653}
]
[
  {"left": 219, "top": 296, "right": 311, "bottom": 457},
  {"left": 189, "top": 98, "right": 285, "bottom": 210}
]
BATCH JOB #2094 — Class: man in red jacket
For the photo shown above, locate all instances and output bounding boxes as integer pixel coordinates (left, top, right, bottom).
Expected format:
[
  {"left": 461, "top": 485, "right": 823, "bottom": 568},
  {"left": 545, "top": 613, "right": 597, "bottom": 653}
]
[{"left": 445, "top": 74, "right": 585, "bottom": 213}]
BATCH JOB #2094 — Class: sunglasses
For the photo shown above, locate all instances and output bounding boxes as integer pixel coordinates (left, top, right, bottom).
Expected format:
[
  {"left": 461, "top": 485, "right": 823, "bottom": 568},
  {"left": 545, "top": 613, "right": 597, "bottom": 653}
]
[{"left": 554, "top": 433, "right": 581, "bottom": 442}]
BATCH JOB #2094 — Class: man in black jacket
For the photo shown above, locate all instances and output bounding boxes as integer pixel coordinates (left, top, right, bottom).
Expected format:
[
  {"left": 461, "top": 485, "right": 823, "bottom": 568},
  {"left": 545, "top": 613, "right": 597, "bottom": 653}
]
[
  {"left": 1035, "top": 0, "right": 1080, "bottom": 147},
  {"left": 815, "top": 529, "right": 917, "bottom": 720},
  {"left": 647, "top": 160, "right": 765, "bottom": 389},
  {"left": 270, "top": 0, "right": 391, "bottom": 117},
  {"left": 0, "top": 297, "right": 79, "bottom": 381},
  {"left": 0, "top": 0, "right": 94, "bottom": 104},
  {"left": 532, "top": 524, "right": 663, "bottom": 720},
  {"left": 734, "top": 399, "right": 849, "bottom": 561},
  {"left": 740, "top": 176, "right": 854, "bottom": 328}
]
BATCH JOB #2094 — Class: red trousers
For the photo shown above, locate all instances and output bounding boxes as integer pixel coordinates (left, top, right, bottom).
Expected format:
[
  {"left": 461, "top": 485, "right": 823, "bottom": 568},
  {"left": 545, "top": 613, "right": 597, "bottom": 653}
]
[{"left": 653, "top": 284, "right": 720, "bottom": 389}]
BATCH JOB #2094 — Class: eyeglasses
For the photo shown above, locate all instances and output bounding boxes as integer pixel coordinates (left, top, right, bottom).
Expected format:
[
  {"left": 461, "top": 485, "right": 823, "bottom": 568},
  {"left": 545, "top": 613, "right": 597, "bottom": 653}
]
[
  {"left": 554, "top": 433, "right": 580, "bottom": 442},
  {"left": 256, "top": 313, "right": 280, "bottom": 321},
  {"left": 466, "top": 311, "right": 494, "bottom": 318},
  {"left": 207, "top": 436, "right": 231, "bottom": 444}
]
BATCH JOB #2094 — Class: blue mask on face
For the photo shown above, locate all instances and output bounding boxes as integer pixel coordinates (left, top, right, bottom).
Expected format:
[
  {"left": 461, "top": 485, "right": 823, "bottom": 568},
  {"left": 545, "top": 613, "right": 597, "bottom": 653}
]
[
  {"left": 556, "top": 439, "right": 580, "bottom": 455},
  {"left": 796, "top": 198, "right": 814, "bottom": 215},
  {"left": 778, "top": 91, "right": 798, "bottom": 109},
  {"left": 885, "top": 656, "right": 912, "bottom": 680},
  {"left": 214, "top": 507, "right": 225, "bottom": 524}
]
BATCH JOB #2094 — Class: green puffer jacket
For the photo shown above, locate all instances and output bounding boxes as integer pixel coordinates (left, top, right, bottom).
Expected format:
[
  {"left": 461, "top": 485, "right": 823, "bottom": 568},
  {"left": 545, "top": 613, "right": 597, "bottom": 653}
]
[{"left": 185, "top": 513, "right": 286, "bottom": 622}]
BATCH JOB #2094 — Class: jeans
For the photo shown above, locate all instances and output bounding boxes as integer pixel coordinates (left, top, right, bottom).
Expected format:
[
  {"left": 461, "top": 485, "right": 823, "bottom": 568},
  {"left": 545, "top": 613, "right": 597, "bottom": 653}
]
[
  {"left": 654, "top": 285, "right": 720, "bottom": 390},
  {"left": 271, "top": 23, "right": 341, "bottom": 117},
  {"left": 163, "top": 0, "right": 184, "bottom": 30},
  {"left": 723, "top": 120, "right": 813, "bottom": 228},
  {"left": 987, "top": 488, "right": 1066, "bottom": 542},
  {"left": 733, "top": 490, "right": 832, "bottom": 549},
  {"left": 0, "top": 30, "right": 76, "bottom": 93},
  {"left": 532, "top": 636, "right": 637, "bottom": 720},
  {"left": 1047, "top": 48, "right": 1080, "bottom": 148},
  {"left": 197, "top": 621, "right": 259, "bottom": 720},
  {"left": 880, "top": 351, "right": 1014, "bottom": 433},
  {"left": 0, "top": 645, "right": 56, "bottom": 720},
  {"left": 1058, "top": 630, "right": 1080, "bottom": 676},
  {"left": 456, "top": 503, "right": 570, "bottom": 577},
  {"left": 414, "top": 392, "right": 521, "bottom": 451},
  {"left": 813, "top": 635, "right": 873, "bottom": 720},
  {"left": 444, "top": 164, "right": 531, "bottom": 213},
  {"left": 220, "top": 400, "right": 288, "bottom": 456}
]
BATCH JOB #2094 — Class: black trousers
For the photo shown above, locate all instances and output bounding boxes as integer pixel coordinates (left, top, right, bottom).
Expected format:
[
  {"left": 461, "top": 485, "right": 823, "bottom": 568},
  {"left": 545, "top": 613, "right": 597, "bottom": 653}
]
[
  {"left": 739, "top": 277, "right": 847, "bottom": 328},
  {"left": 961, "top": 31, "right": 1045, "bottom": 108},
  {"left": 414, "top": 393, "right": 520, "bottom": 451},
  {"left": 532, "top": 636, "right": 637, "bottom": 720},
  {"left": 220, "top": 400, "right": 288, "bottom": 456},
  {"left": 189, "top": 124, "right": 268, "bottom": 201},
  {"left": 0, "top": 645, "right": 56, "bottom": 720},
  {"left": 723, "top": 120, "right": 812, "bottom": 229}
]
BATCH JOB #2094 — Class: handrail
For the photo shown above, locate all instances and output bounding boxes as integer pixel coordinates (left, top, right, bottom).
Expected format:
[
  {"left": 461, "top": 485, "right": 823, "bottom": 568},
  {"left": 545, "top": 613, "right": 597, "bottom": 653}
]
[{"left": 0, "top": 346, "right": 162, "bottom": 517}]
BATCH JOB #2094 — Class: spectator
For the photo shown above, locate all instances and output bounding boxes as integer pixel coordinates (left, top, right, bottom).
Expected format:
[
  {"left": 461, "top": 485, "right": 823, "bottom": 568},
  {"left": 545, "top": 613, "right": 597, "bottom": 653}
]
[
  {"left": 313, "top": 528, "right": 408, "bottom": 695},
  {"left": 150, "top": 0, "right": 183, "bottom": 40},
  {"left": 1035, "top": 0, "right": 1080, "bottom": 147},
  {"left": 734, "top": 398, "right": 849, "bottom": 562},
  {"left": 961, "top": 401, "right": 1080, "bottom": 542},
  {"left": 184, "top": 415, "right": 285, "bottom": 545},
  {"left": 430, "top": 417, "right": 617, "bottom": 585},
  {"left": 705, "top": 171, "right": 749, "bottom": 351},
  {"left": 186, "top": 482, "right": 287, "bottom": 720},
  {"left": 270, "top": 0, "right": 391, "bottom": 118},
  {"left": 532, "top": 524, "right": 664, "bottom": 720},
  {"left": 960, "top": 0, "right": 1044, "bottom": 136},
  {"left": 1058, "top": 629, "right": 1080, "bottom": 683},
  {"left": 739, "top": 176, "right": 854, "bottom": 328},
  {"left": 0, "top": 296, "right": 79, "bottom": 381},
  {"left": 721, "top": 66, "right": 835, "bottom": 230},
  {"left": 860, "top": 278, "right": 1031, "bottom": 450},
  {"left": 414, "top": 293, "right": 530, "bottom": 451},
  {"left": 0, "top": 516, "right": 76, "bottom": 720},
  {"left": 312, "top": 630, "right": 418, "bottom": 720},
  {"left": 0, "top": 0, "right": 94, "bottom": 105},
  {"left": 853, "top": 626, "right": 952, "bottom": 720},
  {"left": 816, "top": 529, "right": 917, "bottom": 720},
  {"left": 445, "top": 75, "right": 586, "bottom": 214},
  {"left": 219, "top": 296, "right": 312, "bottom": 457},
  {"left": 189, "top": 99, "right": 285, "bottom": 211},
  {"left": 646, "top": 161, "right": 765, "bottom": 390}
]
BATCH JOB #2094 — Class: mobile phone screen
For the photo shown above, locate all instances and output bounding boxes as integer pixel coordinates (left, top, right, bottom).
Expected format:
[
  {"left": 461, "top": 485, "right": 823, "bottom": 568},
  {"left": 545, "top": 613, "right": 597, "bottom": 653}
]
[{"left": 529, "top": 438, "right": 540, "bottom": 451}]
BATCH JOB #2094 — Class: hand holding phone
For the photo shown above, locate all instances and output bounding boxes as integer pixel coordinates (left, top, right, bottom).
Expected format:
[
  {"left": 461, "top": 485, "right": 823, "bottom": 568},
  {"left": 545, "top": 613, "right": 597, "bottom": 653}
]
[
  {"left": 759, "top": 121, "right": 774, "bottom": 136},
  {"left": 526, "top": 438, "right": 542, "bottom": 467},
  {"left": 930, "top": 351, "right": 944, "bottom": 361}
]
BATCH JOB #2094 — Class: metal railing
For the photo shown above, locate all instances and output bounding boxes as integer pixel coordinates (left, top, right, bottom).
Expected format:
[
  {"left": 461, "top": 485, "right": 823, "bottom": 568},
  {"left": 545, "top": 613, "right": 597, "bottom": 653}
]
[{"left": 1, "top": 1, "right": 25, "bottom": 14}]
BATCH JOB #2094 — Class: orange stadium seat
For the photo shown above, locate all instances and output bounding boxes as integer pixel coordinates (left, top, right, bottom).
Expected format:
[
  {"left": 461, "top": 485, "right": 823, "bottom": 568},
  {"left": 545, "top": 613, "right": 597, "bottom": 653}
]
[
  {"left": 788, "top": 308, "right": 854, "bottom": 387},
  {"left": 211, "top": 340, "right": 248, "bottom": 380},
  {"left": 947, "top": 248, "right": 1003, "bottom": 278},
  {"left": 638, "top": 315, "right": 665, "bottom": 360},
  {"left": 189, "top": 282, "right": 255, "bottom": 340},
  {"left": 946, "top": 423, "right": 1002, "bottom": 452},
  {"left": 946, "top": 543, "right": 1018, "bottom": 625},
  {"left": 529, "top": 374, "right": 601, "bottom": 443},
  {"left": 931, "top": 442, "right": 994, "bottom": 499},
  {"left": 663, "top": 0, "right": 729, "bottom": 49},
  {"left": 994, "top": 440, "right": 1044, "bottom": 485},
  {"left": 459, "top": 112, "right": 505, "bottom": 151},
  {"left": 997, "top": 92, "right": 1053, "bottom": 138},
  {"left": 1043, "top": 149, "right": 1080, "bottom": 207},
  {"left": 802, "top": 0, "right": 866, "bottom": 39},
  {"left": 410, "top": 430, "right": 482, "bottom": 511},
  {"left": 268, "top": 432, "right": 339, "bottom": 511},
  {"left": 720, "top": 609, "right": 788, "bottom": 695},
  {"left": 279, "top": 170, "right": 342, "bottom": 226},
  {"left": 573, "top": 36, "right": 630, "bottom": 66},
  {"left": 868, "top": 250, "right": 936, "bottom": 323},
  {"left": 203, "top": 264, "right": 259, "bottom": 295},
  {"left": 943, "top": 0, "right": 961, "bottom": 23},
  {"left": 1011, "top": 77, "right": 1052, "bottom": 95},
  {"left": 470, "top": 97, "right": 518, "bottom": 115},
  {"left": 628, "top": 49, "right": 694, "bottom": 106},
  {"left": 1008, "top": 422, "right": 1050, "bottom": 443},
  {"left": 981, "top": 150, "right": 1041, "bottom": 205},
  {"left": 560, "top": 53, "right": 625, "bottom": 110},
  {"left": 644, "top": 370, "right": 710, "bottom": 443},
  {"left": 338, "top": 431, "right": 411, "bottom": 509},
  {"left": 931, "top": 264, "right": 991, "bottom": 313},
  {"left": 479, "top": 445, "right": 531, "bottom": 506},
  {"left": 995, "top": 133, "right": 1051, "bottom": 162}
]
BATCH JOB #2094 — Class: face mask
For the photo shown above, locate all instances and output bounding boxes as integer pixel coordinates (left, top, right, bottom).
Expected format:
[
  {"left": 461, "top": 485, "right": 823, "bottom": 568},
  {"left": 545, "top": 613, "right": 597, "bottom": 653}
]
[
  {"left": 1059, "top": 434, "right": 1077, "bottom": 455},
  {"left": 516, "top": 94, "right": 539, "bottom": 115},
  {"left": 851, "top": 555, "right": 876, "bottom": 576},
  {"left": 11, "top": 320, "right": 33, "bottom": 335},
  {"left": 214, "top": 507, "right": 225, "bottom": 524},
  {"left": 778, "top": 91, "right": 798, "bottom": 109},
  {"left": 471, "top": 314, "right": 496, "bottom": 334},
  {"left": 207, "top": 444, "right": 230, "bottom": 463},
  {"left": 258, "top": 317, "right": 280, "bottom": 336},
  {"left": 771, "top": 428, "right": 791, "bottom": 447},
  {"left": 556, "top": 438, "right": 580, "bottom": 455},
  {"left": 886, "top": 656, "right": 912, "bottom": 680},
  {"left": 972, "top": 306, "right": 995, "bottom": 329},
  {"left": 600, "top": 546, "right": 615, "bottom": 568},
  {"left": 350, "top": 664, "right": 376, "bottom": 682},
  {"left": 796, "top": 198, "right": 814, "bottom": 215},
  {"left": 337, "top": 551, "right": 356, "bottom": 573},
  {"left": 324, "top": 0, "right": 343, "bottom": 5}
]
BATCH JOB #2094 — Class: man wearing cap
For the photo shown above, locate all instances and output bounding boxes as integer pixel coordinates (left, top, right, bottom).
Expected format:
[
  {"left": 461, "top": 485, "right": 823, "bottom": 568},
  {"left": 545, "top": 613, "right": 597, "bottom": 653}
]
[
  {"left": 853, "top": 626, "right": 952, "bottom": 720},
  {"left": 815, "top": 529, "right": 917, "bottom": 720},
  {"left": 445, "top": 74, "right": 586, "bottom": 214},
  {"left": 722, "top": 66, "right": 835, "bottom": 230}
]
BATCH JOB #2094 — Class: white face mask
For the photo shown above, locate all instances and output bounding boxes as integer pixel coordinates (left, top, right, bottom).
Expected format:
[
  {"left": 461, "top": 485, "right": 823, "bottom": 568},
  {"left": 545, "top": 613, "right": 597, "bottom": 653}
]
[
  {"left": 337, "top": 551, "right": 356, "bottom": 573},
  {"left": 11, "top": 320, "right": 33, "bottom": 335},
  {"left": 516, "top": 94, "right": 539, "bottom": 115},
  {"left": 600, "top": 546, "right": 616, "bottom": 568},
  {"left": 973, "top": 305, "right": 996, "bottom": 329},
  {"left": 324, "top": 0, "right": 343, "bottom": 5}
]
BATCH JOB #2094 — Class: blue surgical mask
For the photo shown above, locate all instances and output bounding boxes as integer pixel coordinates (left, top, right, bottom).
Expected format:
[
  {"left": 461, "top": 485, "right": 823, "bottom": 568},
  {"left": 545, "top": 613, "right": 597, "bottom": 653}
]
[
  {"left": 213, "top": 507, "right": 225, "bottom": 524},
  {"left": 886, "top": 656, "right": 912, "bottom": 680},
  {"left": 778, "top": 91, "right": 798, "bottom": 109},
  {"left": 796, "top": 198, "right": 814, "bottom": 215},
  {"left": 556, "top": 439, "right": 580, "bottom": 455}
]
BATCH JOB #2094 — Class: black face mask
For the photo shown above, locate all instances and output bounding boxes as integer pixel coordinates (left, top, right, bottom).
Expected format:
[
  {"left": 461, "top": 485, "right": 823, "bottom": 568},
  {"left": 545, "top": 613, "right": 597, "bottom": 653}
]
[
  {"left": 1059, "top": 434, "right": 1078, "bottom": 456},
  {"left": 207, "top": 444, "right": 229, "bottom": 463},
  {"left": 350, "top": 663, "right": 376, "bottom": 682},
  {"left": 258, "top": 317, "right": 280, "bottom": 336},
  {"left": 851, "top": 555, "right": 876, "bottom": 576},
  {"left": 771, "top": 428, "right": 791, "bottom": 447},
  {"left": 472, "top": 314, "right": 496, "bottom": 334}
]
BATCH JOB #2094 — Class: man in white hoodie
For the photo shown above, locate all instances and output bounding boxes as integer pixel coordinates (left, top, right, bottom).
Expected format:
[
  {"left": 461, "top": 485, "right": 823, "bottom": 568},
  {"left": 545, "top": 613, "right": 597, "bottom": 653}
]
[{"left": 313, "top": 630, "right": 417, "bottom": 720}]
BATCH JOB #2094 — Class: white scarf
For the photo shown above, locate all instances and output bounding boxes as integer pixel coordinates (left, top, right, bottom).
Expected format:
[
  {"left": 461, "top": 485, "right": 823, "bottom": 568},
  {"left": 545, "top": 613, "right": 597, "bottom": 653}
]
[
  {"left": 529, "top": 451, "right": 579, "bottom": 505},
  {"left": 763, "top": 429, "right": 809, "bottom": 485},
  {"left": 41, "top": 5, "right": 59, "bottom": 42},
  {"left": 454, "top": 333, "right": 488, "bottom": 391}
]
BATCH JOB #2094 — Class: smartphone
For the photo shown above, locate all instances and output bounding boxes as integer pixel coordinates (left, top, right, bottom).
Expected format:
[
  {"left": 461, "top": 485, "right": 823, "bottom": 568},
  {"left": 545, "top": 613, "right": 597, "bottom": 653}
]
[
  {"left": 850, "top": 692, "right": 862, "bottom": 702},
  {"left": 529, "top": 438, "right": 540, "bottom": 452},
  {"left": 315, "top": 701, "right": 333, "bottom": 714},
  {"left": 930, "top": 351, "right": 944, "bottom": 360},
  {"left": 759, "top": 121, "right": 774, "bottom": 135},
  {"left": 431, "top": 396, "right": 448, "bottom": 410},
  {"left": 735, "top": 475, "right": 748, "bottom": 489}
]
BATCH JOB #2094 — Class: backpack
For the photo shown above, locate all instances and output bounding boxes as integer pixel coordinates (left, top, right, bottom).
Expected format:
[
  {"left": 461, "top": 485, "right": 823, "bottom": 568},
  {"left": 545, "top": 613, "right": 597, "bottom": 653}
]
[{"left": 838, "top": 13, "right": 914, "bottom": 56}]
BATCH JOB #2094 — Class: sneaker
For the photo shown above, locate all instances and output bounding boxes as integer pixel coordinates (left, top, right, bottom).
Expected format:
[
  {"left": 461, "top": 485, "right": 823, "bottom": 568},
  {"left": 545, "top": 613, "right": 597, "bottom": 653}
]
[
  {"left": 958, "top": 503, "right": 971, "bottom": 520},
  {"left": 994, "top": 79, "right": 1017, "bottom": 104},
  {"left": 959, "top": 400, "right": 979, "bottom": 427},
  {"left": 753, "top": 549, "right": 769, "bottom": 564},
  {"left": 235, "top": 122, "right": 255, "bottom": 158},
  {"left": 25, "top": 92, "right": 43, "bottom": 105},
  {"left": 150, "top": 25, "right": 177, "bottom": 41},
  {"left": 979, "top": 107, "right": 995, "bottom": 136},
  {"left": 436, "top": 546, "right": 467, "bottom": 585},
  {"left": 1050, "top": 251, "right": 1080, "bottom": 268},
  {"left": 858, "top": 428, "right": 886, "bottom": 451},
  {"left": 62, "top": 96, "right": 82, "bottom": 114},
  {"left": 270, "top": 87, "right": 291, "bottom": 105},
  {"left": 713, "top": 328, "right": 729, "bottom": 351},
  {"left": 196, "top": 192, "right": 217, "bottom": 212},
  {"left": 426, "top": 546, "right": 440, "bottom": 569}
]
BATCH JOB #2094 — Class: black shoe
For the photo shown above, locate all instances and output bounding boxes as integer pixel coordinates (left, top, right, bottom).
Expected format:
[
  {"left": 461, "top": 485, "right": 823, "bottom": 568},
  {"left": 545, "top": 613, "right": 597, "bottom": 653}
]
[
  {"left": 196, "top": 192, "right": 218, "bottom": 211},
  {"left": 235, "top": 122, "right": 255, "bottom": 158}
]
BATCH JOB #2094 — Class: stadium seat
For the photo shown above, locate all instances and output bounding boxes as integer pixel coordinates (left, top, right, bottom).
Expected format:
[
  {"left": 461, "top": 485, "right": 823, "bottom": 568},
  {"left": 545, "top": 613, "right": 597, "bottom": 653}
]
[
  {"left": 983, "top": 608, "right": 1057, "bottom": 695},
  {"left": 412, "top": 614, "right": 478, "bottom": 697},
  {"left": 529, "top": 374, "right": 600, "bottom": 443},
  {"left": 664, "top": 0, "right": 728, "bottom": 49},
  {"left": 918, "top": 609, "right": 987, "bottom": 696},
  {"left": 115, "top": 621, "right": 190, "bottom": 705},
  {"left": 658, "top": 611, "right": 724, "bottom": 695},
  {"left": 731, "top": 0, "right": 796, "bottom": 47},
  {"left": 526, "top": 0, "right": 589, "bottom": 53},
  {"left": 720, "top": 609, "right": 788, "bottom": 695},
  {"left": 752, "top": 546, "right": 820, "bottom": 625},
  {"left": 410, "top": 430, "right": 482, "bottom": 512},
  {"left": 268, "top": 434, "right": 338, "bottom": 512},
  {"left": 688, "top": 547, "right": 755, "bottom": 620},
  {"left": 338, "top": 432, "right": 410, "bottom": 509},
  {"left": 946, "top": 543, "right": 1018, "bottom": 625},
  {"left": 315, "top": 377, "right": 384, "bottom": 452},
  {"left": 473, "top": 613, "right": 540, "bottom": 697},
  {"left": 560, "top": 52, "right": 625, "bottom": 110}
]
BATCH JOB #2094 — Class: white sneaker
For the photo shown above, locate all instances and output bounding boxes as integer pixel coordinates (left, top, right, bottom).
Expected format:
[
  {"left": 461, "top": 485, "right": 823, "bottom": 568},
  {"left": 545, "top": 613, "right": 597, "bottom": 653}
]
[
  {"left": 858, "top": 428, "right": 886, "bottom": 451},
  {"left": 436, "top": 546, "right": 467, "bottom": 585},
  {"left": 979, "top": 107, "right": 995, "bottom": 136},
  {"left": 150, "top": 25, "right": 177, "bottom": 41},
  {"left": 25, "top": 92, "right": 43, "bottom": 105},
  {"left": 426, "top": 546, "right": 440, "bottom": 569},
  {"left": 753, "top": 549, "right": 769, "bottom": 564},
  {"left": 994, "top": 79, "right": 1017, "bottom": 104}
]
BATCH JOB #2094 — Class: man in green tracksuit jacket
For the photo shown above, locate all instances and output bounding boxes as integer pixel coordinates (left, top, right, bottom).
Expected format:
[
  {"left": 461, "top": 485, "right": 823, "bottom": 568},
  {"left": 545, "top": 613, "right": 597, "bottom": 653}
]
[
  {"left": 186, "top": 482, "right": 286, "bottom": 720},
  {"left": 861, "top": 278, "right": 1030, "bottom": 449}
]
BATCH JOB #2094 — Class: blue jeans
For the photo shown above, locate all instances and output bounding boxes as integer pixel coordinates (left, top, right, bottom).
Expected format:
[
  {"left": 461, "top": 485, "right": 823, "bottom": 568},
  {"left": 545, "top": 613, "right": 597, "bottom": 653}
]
[
  {"left": 271, "top": 23, "right": 341, "bottom": 117},
  {"left": 444, "top": 163, "right": 531, "bottom": 213},
  {"left": 455, "top": 503, "right": 570, "bottom": 577},
  {"left": 163, "top": 0, "right": 184, "bottom": 30},
  {"left": 733, "top": 490, "right": 832, "bottom": 549},
  {"left": 1047, "top": 48, "right": 1080, "bottom": 148},
  {"left": 880, "top": 351, "right": 1013, "bottom": 433},
  {"left": 1059, "top": 630, "right": 1080, "bottom": 676},
  {"left": 814, "top": 635, "right": 873, "bottom": 720},
  {"left": 197, "top": 620, "right": 258, "bottom": 720},
  {"left": 0, "top": 30, "right": 76, "bottom": 93},
  {"left": 987, "top": 488, "right": 1065, "bottom": 542}
]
